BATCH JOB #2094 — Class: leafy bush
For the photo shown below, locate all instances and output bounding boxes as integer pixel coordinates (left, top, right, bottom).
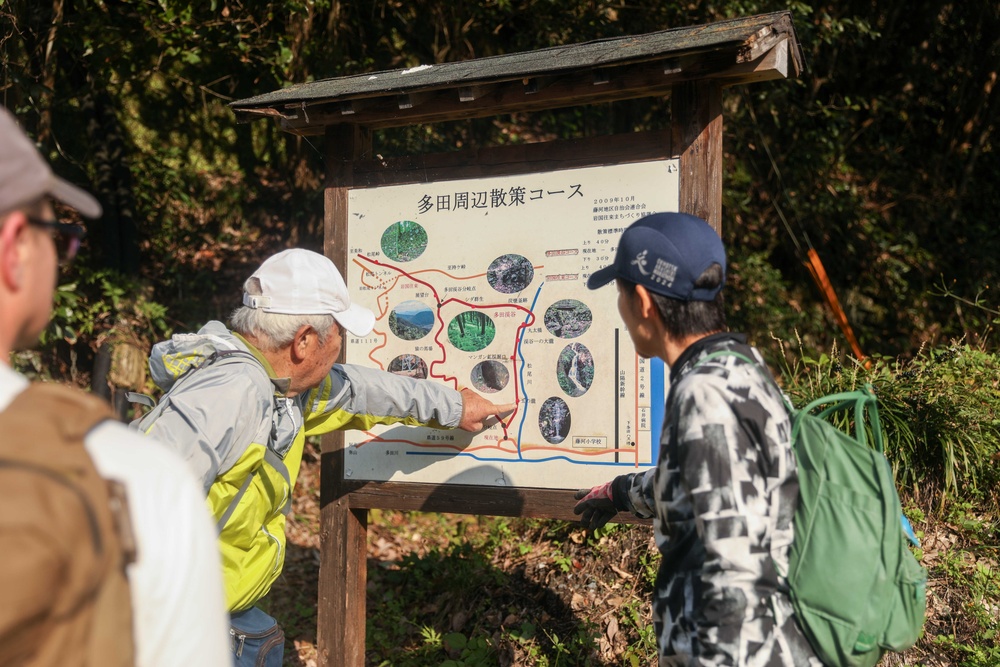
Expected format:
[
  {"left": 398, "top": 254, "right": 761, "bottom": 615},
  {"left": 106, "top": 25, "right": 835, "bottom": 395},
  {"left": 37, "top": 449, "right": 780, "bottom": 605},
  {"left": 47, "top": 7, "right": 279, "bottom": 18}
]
[
  {"left": 14, "top": 267, "right": 171, "bottom": 384},
  {"left": 45, "top": 267, "right": 171, "bottom": 346},
  {"left": 726, "top": 250, "right": 832, "bottom": 356},
  {"left": 775, "top": 338, "right": 1000, "bottom": 513}
]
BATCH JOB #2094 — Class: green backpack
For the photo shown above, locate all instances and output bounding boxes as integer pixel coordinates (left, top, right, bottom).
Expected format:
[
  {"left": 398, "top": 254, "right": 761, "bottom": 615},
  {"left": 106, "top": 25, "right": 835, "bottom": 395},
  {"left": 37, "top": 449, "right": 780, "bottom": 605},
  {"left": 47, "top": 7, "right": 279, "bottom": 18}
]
[
  {"left": 789, "top": 384, "right": 927, "bottom": 666},
  {"left": 702, "top": 352, "right": 927, "bottom": 666}
]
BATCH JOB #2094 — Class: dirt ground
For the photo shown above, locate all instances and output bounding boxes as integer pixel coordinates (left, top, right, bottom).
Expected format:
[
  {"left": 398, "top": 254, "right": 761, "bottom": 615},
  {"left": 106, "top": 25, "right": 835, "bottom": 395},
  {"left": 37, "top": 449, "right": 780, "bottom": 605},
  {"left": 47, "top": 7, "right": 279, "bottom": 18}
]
[
  {"left": 267, "top": 443, "right": 976, "bottom": 667},
  {"left": 268, "top": 442, "right": 657, "bottom": 666}
]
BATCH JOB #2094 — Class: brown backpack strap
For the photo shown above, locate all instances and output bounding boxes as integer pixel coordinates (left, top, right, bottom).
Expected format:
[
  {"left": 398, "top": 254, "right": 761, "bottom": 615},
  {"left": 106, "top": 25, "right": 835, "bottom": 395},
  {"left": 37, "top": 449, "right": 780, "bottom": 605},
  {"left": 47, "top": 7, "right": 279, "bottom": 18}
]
[{"left": 0, "top": 383, "right": 135, "bottom": 667}]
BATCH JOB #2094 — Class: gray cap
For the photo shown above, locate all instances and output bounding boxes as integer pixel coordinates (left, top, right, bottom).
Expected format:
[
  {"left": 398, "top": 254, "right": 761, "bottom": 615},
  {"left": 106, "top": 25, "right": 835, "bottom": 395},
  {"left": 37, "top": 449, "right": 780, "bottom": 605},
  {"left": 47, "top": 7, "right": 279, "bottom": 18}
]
[{"left": 0, "top": 107, "right": 101, "bottom": 218}]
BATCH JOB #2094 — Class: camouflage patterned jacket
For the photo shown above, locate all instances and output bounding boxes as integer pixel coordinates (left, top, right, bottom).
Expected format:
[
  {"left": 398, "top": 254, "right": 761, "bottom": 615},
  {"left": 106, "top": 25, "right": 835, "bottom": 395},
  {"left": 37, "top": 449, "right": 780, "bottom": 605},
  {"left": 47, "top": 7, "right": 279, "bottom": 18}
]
[{"left": 614, "top": 333, "right": 821, "bottom": 666}]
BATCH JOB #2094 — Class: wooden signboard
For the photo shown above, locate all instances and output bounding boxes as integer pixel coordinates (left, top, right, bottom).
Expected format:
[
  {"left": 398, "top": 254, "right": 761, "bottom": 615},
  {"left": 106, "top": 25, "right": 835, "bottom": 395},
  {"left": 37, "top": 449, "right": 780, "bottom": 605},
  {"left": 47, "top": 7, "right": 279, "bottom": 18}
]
[
  {"left": 229, "top": 12, "right": 802, "bottom": 666},
  {"left": 320, "top": 128, "right": 684, "bottom": 665}
]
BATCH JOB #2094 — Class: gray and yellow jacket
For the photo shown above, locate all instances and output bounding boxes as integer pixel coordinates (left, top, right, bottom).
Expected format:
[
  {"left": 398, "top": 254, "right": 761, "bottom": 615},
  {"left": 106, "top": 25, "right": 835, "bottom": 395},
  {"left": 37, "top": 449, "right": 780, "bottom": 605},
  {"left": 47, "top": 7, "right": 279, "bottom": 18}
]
[{"left": 132, "top": 321, "right": 463, "bottom": 611}]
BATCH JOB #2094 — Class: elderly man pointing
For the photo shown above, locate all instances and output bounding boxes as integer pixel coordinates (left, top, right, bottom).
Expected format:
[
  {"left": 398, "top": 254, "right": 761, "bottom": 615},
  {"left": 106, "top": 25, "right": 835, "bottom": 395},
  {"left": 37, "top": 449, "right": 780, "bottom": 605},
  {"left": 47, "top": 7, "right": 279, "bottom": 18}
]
[{"left": 133, "top": 247, "right": 514, "bottom": 666}]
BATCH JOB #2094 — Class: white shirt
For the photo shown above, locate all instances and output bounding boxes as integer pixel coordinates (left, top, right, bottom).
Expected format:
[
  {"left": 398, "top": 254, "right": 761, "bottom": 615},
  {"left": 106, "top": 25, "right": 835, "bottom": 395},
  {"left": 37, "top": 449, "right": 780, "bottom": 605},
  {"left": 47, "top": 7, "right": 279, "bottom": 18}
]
[{"left": 0, "top": 364, "right": 230, "bottom": 667}]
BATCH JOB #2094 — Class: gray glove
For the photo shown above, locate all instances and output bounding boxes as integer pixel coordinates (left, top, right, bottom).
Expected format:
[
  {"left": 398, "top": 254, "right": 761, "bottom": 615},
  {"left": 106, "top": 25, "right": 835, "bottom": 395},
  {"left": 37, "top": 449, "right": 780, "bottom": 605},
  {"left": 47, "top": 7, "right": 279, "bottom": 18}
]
[{"left": 573, "top": 481, "right": 617, "bottom": 530}]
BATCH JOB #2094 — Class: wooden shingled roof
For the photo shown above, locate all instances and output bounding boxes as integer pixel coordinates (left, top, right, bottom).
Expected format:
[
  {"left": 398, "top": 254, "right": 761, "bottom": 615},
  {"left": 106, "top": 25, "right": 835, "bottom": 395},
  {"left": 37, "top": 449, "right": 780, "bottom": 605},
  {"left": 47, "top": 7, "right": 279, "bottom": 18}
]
[{"left": 230, "top": 11, "right": 802, "bottom": 135}]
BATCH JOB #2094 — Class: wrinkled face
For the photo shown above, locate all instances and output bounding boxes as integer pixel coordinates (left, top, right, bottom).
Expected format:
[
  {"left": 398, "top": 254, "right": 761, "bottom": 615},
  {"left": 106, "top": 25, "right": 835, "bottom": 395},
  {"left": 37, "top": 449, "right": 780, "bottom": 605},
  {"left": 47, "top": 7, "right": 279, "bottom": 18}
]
[{"left": 293, "top": 321, "right": 343, "bottom": 394}]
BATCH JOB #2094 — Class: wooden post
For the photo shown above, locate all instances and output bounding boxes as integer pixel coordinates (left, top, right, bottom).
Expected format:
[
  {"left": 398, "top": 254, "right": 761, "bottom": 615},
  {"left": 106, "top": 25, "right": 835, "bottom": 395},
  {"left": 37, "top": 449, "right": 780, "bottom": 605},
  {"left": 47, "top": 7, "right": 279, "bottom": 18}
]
[
  {"left": 318, "top": 123, "right": 372, "bottom": 667},
  {"left": 672, "top": 81, "right": 723, "bottom": 233},
  {"left": 318, "top": 452, "right": 367, "bottom": 667},
  {"left": 323, "top": 124, "right": 371, "bottom": 274}
]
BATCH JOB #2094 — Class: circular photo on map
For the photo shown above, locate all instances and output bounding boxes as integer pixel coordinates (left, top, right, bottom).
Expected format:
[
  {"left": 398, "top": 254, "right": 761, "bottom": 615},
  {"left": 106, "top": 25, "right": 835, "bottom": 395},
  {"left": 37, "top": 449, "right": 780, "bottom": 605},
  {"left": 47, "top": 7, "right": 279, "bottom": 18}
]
[
  {"left": 381, "top": 220, "right": 428, "bottom": 262},
  {"left": 387, "top": 354, "right": 429, "bottom": 380},
  {"left": 544, "top": 299, "right": 593, "bottom": 339},
  {"left": 447, "top": 311, "right": 496, "bottom": 352},
  {"left": 556, "top": 343, "right": 594, "bottom": 398},
  {"left": 471, "top": 360, "right": 510, "bottom": 394},
  {"left": 388, "top": 300, "right": 435, "bottom": 341},
  {"left": 538, "top": 396, "right": 572, "bottom": 445},
  {"left": 487, "top": 254, "right": 534, "bottom": 294}
]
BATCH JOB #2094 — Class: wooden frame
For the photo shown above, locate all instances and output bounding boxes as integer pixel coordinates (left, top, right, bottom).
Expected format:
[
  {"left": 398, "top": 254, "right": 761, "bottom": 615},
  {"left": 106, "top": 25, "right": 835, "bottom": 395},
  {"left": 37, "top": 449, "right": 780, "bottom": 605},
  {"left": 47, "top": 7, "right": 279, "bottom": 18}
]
[
  {"left": 318, "top": 101, "right": 717, "bottom": 664},
  {"left": 229, "top": 12, "right": 801, "bottom": 666}
]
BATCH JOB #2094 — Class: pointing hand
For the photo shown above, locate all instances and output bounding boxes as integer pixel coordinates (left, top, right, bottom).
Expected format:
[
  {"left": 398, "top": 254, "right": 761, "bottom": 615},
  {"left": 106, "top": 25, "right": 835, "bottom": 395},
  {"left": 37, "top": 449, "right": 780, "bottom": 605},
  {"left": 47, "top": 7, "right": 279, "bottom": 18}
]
[{"left": 458, "top": 388, "right": 516, "bottom": 432}]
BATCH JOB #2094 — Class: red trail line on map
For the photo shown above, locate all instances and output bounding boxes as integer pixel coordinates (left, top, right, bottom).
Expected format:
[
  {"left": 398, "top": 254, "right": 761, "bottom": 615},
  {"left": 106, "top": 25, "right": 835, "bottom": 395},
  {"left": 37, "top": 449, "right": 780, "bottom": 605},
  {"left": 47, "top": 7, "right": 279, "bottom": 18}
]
[
  {"left": 366, "top": 331, "right": 389, "bottom": 369},
  {"left": 355, "top": 431, "right": 519, "bottom": 454},
  {"left": 355, "top": 253, "right": 539, "bottom": 436},
  {"left": 354, "top": 431, "right": 639, "bottom": 458},
  {"left": 411, "top": 267, "right": 489, "bottom": 281},
  {"left": 353, "top": 257, "right": 402, "bottom": 321}
]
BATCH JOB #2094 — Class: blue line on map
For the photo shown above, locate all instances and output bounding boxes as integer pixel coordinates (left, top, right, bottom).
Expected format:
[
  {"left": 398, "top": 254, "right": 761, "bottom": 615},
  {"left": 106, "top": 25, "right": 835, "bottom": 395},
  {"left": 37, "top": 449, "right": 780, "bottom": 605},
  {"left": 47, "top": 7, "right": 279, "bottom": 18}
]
[
  {"left": 405, "top": 450, "right": 645, "bottom": 466},
  {"left": 515, "top": 283, "right": 544, "bottom": 459},
  {"left": 650, "top": 357, "right": 665, "bottom": 464}
]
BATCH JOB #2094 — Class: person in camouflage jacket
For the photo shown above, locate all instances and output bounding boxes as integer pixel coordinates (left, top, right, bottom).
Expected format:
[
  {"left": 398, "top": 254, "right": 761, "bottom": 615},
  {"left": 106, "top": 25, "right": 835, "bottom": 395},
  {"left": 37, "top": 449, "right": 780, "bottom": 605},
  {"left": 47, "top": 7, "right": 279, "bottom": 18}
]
[{"left": 574, "top": 213, "right": 821, "bottom": 666}]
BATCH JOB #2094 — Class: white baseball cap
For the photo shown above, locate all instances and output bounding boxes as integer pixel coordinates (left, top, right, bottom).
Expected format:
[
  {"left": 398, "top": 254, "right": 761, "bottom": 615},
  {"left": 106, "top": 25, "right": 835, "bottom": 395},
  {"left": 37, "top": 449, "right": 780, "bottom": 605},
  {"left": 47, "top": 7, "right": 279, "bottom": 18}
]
[{"left": 242, "top": 248, "right": 375, "bottom": 336}]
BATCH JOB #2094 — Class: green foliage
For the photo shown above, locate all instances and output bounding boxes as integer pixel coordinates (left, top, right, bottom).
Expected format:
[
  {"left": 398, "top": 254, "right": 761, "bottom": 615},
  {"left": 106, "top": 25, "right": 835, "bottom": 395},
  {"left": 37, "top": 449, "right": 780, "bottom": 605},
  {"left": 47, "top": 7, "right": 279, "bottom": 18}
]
[
  {"left": 503, "top": 620, "right": 601, "bottom": 667},
  {"left": 439, "top": 632, "right": 495, "bottom": 666},
  {"left": 930, "top": 530, "right": 1000, "bottom": 667},
  {"left": 550, "top": 548, "right": 573, "bottom": 574},
  {"left": 447, "top": 312, "right": 496, "bottom": 352},
  {"left": 13, "top": 266, "right": 170, "bottom": 382},
  {"left": 776, "top": 339, "right": 1000, "bottom": 512},
  {"left": 43, "top": 267, "right": 171, "bottom": 347},
  {"left": 5, "top": 0, "right": 1000, "bottom": 360},
  {"left": 380, "top": 220, "right": 429, "bottom": 262},
  {"left": 726, "top": 250, "right": 830, "bottom": 357},
  {"left": 366, "top": 542, "right": 502, "bottom": 664},
  {"left": 720, "top": 1, "right": 1000, "bottom": 355},
  {"left": 618, "top": 598, "right": 658, "bottom": 666},
  {"left": 359, "top": 515, "right": 656, "bottom": 665}
]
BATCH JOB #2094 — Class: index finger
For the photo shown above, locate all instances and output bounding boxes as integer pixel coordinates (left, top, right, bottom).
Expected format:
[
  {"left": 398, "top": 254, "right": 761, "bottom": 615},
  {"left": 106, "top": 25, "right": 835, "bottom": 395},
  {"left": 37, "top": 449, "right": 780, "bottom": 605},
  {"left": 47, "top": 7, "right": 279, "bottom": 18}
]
[{"left": 492, "top": 402, "right": 517, "bottom": 417}]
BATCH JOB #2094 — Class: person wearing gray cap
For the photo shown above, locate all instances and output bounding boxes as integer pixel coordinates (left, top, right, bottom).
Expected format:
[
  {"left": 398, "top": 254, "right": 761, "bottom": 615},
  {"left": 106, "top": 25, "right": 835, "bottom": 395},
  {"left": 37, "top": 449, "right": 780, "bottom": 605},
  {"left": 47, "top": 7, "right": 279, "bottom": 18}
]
[
  {"left": 572, "top": 213, "right": 820, "bottom": 666},
  {"left": 131, "top": 246, "right": 516, "bottom": 667},
  {"left": 0, "top": 107, "right": 230, "bottom": 666}
]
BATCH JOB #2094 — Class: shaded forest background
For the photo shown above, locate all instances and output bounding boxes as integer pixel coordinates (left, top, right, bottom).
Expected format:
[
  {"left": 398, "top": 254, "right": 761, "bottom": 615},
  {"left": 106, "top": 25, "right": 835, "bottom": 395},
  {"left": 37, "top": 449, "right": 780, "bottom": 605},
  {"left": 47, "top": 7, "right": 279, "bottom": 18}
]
[
  {"left": 4, "top": 3, "right": 999, "bottom": 665},
  {"left": 2, "top": 0, "right": 998, "bottom": 366}
]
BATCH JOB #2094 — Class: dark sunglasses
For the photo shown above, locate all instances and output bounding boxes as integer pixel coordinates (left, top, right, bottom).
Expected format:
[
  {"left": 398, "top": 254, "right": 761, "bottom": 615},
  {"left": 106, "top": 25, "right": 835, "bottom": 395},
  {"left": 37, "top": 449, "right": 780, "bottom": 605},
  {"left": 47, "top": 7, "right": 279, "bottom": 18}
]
[{"left": 26, "top": 216, "right": 87, "bottom": 265}]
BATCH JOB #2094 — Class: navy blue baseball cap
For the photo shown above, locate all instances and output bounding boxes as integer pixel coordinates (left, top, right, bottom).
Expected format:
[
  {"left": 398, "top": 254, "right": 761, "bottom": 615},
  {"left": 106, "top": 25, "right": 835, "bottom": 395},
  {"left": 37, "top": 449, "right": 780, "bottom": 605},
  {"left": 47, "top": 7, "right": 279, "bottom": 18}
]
[{"left": 586, "top": 212, "right": 726, "bottom": 301}]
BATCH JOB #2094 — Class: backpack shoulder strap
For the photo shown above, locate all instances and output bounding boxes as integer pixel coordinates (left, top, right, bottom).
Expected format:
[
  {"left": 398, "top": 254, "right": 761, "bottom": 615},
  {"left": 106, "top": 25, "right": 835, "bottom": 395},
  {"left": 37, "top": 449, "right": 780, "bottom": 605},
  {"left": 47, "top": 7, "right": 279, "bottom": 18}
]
[
  {"left": 699, "top": 349, "right": 756, "bottom": 366},
  {"left": 698, "top": 350, "right": 884, "bottom": 453},
  {"left": 129, "top": 348, "right": 264, "bottom": 410},
  {"left": 696, "top": 349, "right": 793, "bottom": 411},
  {"left": 798, "top": 386, "right": 883, "bottom": 453}
]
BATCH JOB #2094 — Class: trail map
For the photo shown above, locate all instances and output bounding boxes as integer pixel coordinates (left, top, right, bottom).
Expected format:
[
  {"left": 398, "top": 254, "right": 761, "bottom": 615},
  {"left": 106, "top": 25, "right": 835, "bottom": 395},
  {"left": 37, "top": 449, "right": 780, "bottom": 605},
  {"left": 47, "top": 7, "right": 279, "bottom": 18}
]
[{"left": 344, "top": 160, "right": 679, "bottom": 489}]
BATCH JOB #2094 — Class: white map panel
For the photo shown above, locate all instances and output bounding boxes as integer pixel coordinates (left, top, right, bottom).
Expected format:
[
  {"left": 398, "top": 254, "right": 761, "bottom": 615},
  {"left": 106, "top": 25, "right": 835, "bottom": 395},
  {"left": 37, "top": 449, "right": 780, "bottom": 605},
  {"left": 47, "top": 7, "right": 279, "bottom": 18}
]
[{"left": 344, "top": 160, "right": 679, "bottom": 489}]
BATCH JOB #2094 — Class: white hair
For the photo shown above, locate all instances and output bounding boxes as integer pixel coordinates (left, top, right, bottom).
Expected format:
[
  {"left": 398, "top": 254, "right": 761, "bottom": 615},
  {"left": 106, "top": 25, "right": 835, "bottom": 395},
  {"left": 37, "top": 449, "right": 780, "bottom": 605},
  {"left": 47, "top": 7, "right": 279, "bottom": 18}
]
[{"left": 229, "top": 277, "right": 337, "bottom": 350}]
